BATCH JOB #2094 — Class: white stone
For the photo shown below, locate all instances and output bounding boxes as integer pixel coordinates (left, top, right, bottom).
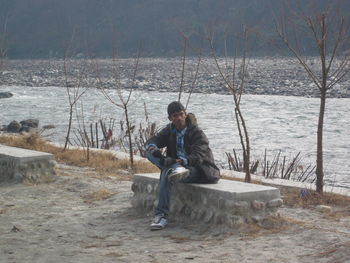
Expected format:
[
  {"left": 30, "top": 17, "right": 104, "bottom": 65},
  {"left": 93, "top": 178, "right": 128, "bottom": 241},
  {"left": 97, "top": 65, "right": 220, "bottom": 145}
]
[
  {"left": 316, "top": 205, "right": 332, "bottom": 213},
  {"left": 252, "top": 200, "right": 266, "bottom": 210},
  {"left": 267, "top": 198, "right": 283, "bottom": 208}
]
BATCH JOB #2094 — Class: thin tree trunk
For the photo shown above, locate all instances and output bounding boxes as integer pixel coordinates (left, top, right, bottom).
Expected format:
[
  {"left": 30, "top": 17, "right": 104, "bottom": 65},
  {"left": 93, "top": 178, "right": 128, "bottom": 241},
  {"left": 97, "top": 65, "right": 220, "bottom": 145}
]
[
  {"left": 95, "top": 122, "right": 99, "bottom": 148},
  {"left": 90, "top": 123, "right": 94, "bottom": 148},
  {"left": 64, "top": 105, "right": 74, "bottom": 150},
  {"left": 244, "top": 125, "right": 251, "bottom": 182},
  {"left": 316, "top": 14, "right": 327, "bottom": 193},
  {"left": 235, "top": 103, "right": 251, "bottom": 182},
  {"left": 124, "top": 105, "right": 134, "bottom": 166},
  {"left": 316, "top": 90, "right": 326, "bottom": 193}
]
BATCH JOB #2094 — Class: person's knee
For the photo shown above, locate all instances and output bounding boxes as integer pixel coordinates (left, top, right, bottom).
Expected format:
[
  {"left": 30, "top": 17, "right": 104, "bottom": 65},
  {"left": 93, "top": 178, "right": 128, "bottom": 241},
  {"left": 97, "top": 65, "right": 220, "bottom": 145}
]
[
  {"left": 146, "top": 150, "right": 153, "bottom": 161},
  {"left": 146, "top": 150, "right": 158, "bottom": 164}
]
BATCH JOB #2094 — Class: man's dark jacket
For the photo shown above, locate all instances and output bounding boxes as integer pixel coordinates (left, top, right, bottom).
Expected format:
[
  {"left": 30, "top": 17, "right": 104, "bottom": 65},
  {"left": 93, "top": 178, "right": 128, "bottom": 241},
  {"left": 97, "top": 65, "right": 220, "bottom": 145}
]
[{"left": 146, "top": 116, "right": 220, "bottom": 183}]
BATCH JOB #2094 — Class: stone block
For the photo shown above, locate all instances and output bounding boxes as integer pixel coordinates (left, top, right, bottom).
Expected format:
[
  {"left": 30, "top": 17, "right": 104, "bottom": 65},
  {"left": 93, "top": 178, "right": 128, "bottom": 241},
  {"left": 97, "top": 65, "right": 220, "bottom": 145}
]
[
  {"left": 316, "top": 205, "right": 332, "bottom": 213},
  {"left": 267, "top": 198, "right": 284, "bottom": 208},
  {"left": 252, "top": 200, "right": 266, "bottom": 210},
  {"left": 132, "top": 173, "right": 282, "bottom": 227},
  {"left": 0, "top": 144, "right": 56, "bottom": 184}
]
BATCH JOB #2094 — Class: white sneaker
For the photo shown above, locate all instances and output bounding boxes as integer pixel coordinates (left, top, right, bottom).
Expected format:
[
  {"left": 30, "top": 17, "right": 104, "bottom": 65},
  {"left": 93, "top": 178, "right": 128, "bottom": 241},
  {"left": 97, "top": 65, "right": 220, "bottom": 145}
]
[
  {"left": 168, "top": 166, "right": 189, "bottom": 183},
  {"left": 150, "top": 215, "right": 168, "bottom": 230}
]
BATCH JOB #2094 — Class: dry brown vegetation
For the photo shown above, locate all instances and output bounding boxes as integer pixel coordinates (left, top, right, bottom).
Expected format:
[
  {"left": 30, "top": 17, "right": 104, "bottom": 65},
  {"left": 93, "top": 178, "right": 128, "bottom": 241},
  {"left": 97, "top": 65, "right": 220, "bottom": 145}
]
[
  {"left": 0, "top": 133, "right": 158, "bottom": 177},
  {"left": 239, "top": 218, "right": 290, "bottom": 240},
  {"left": 82, "top": 189, "right": 114, "bottom": 203},
  {"left": 1, "top": 133, "right": 349, "bottom": 208},
  {"left": 222, "top": 175, "right": 350, "bottom": 208},
  {"left": 280, "top": 187, "right": 350, "bottom": 208}
]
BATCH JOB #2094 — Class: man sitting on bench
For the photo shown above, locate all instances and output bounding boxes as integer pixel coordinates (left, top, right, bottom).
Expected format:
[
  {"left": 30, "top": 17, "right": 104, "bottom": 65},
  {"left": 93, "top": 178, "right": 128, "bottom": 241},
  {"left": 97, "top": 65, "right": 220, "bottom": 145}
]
[{"left": 145, "top": 101, "right": 220, "bottom": 230}]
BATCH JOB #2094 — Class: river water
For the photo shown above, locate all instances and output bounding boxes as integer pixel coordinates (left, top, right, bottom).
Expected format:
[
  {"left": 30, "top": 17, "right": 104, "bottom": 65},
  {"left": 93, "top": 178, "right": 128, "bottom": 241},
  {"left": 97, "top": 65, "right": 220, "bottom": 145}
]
[{"left": 1, "top": 85, "right": 349, "bottom": 188}]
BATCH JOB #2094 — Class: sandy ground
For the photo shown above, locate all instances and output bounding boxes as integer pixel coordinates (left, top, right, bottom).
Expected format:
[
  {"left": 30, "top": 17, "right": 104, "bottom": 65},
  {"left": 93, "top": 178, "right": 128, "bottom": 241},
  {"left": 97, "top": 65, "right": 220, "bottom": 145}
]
[{"left": 1, "top": 164, "right": 350, "bottom": 263}]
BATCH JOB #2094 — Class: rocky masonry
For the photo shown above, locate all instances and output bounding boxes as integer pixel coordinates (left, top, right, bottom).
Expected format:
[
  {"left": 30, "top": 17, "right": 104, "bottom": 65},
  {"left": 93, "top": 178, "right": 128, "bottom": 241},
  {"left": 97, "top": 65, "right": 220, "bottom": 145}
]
[
  {"left": 132, "top": 173, "right": 283, "bottom": 227},
  {"left": 0, "top": 144, "right": 56, "bottom": 184}
]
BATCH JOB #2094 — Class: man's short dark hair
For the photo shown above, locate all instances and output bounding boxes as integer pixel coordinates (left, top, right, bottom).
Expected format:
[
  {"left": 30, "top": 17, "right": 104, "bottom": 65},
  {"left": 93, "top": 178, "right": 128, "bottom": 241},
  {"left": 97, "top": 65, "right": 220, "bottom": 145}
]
[{"left": 167, "top": 101, "right": 185, "bottom": 116}]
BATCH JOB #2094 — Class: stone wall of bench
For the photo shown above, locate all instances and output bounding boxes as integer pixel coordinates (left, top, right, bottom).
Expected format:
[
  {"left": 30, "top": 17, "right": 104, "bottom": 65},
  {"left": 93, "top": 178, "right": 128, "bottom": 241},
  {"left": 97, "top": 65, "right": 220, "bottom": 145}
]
[
  {"left": 132, "top": 173, "right": 283, "bottom": 227},
  {"left": 0, "top": 144, "right": 56, "bottom": 184}
]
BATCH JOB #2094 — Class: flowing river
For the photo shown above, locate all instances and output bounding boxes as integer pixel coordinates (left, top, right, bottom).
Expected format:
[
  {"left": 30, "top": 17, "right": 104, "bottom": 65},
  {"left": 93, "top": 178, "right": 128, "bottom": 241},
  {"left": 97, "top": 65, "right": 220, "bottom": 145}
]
[{"left": 1, "top": 85, "right": 349, "bottom": 188}]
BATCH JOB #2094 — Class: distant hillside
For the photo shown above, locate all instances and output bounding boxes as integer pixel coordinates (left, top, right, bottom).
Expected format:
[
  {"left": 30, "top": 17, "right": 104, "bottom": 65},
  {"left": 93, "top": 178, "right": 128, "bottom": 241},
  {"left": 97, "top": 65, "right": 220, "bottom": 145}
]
[{"left": 0, "top": 0, "right": 349, "bottom": 58}]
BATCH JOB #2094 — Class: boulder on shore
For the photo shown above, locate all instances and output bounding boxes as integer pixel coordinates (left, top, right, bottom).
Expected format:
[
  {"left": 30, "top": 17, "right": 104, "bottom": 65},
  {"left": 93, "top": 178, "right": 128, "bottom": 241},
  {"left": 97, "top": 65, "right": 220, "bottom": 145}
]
[
  {"left": 0, "top": 92, "right": 13, "bottom": 99},
  {"left": 3, "top": 119, "right": 55, "bottom": 134},
  {"left": 7, "top": 121, "right": 21, "bottom": 133},
  {"left": 20, "top": 119, "right": 39, "bottom": 128},
  {"left": 42, "top": 125, "right": 55, "bottom": 130}
]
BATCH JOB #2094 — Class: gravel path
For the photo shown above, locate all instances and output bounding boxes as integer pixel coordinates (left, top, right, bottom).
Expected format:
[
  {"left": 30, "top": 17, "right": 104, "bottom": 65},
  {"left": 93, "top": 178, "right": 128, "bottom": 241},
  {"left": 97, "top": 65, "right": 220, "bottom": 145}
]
[{"left": 0, "top": 164, "right": 349, "bottom": 263}]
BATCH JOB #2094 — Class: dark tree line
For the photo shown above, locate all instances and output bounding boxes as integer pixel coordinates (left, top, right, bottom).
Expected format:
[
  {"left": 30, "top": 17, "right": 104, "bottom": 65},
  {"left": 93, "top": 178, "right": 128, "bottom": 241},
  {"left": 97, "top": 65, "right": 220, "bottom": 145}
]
[{"left": 2, "top": 0, "right": 349, "bottom": 58}]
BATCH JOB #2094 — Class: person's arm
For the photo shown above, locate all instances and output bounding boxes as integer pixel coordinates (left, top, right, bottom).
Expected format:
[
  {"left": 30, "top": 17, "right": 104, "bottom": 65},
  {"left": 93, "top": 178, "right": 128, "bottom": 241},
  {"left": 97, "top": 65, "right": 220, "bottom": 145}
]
[
  {"left": 145, "top": 125, "right": 171, "bottom": 151},
  {"left": 186, "top": 128, "right": 209, "bottom": 166}
]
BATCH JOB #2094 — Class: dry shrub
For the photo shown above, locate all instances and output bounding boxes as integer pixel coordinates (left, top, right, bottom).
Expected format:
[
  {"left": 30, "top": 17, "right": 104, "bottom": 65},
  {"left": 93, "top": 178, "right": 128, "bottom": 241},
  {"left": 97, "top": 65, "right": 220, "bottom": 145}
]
[{"left": 0, "top": 134, "right": 158, "bottom": 176}]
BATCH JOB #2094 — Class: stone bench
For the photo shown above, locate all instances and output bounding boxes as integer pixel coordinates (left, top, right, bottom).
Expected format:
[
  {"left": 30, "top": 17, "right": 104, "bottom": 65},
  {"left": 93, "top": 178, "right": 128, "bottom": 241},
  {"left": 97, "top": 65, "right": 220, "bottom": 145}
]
[
  {"left": 131, "top": 173, "right": 283, "bottom": 227},
  {"left": 0, "top": 144, "right": 56, "bottom": 184}
]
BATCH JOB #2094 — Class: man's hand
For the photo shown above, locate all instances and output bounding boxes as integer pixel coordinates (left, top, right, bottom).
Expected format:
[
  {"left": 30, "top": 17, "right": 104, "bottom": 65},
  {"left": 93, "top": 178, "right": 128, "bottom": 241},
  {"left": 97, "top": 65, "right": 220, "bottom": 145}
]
[
  {"left": 160, "top": 157, "right": 177, "bottom": 167},
  {"left": 151, "top": 149, "right": 163, "bottom": 158},
  {"left": 146, "top": 145, "right": 157, "bottom": 152}
]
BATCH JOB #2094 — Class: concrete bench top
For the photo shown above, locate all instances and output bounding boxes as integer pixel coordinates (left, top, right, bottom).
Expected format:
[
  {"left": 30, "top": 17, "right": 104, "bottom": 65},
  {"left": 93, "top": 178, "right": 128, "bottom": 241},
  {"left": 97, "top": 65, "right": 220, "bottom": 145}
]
[
  {"left": 0, "top": 144, "right": 53, "bottom": 162},
  {"left": 134, "top": 173, "right": 280, "bottom": 202}
]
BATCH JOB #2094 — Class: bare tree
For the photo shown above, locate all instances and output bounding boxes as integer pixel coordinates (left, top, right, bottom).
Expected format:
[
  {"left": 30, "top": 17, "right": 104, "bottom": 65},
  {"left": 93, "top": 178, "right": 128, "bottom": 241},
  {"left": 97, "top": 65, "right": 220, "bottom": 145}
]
[
  {"left": 178, "top": 35, "right": 187, "bottom": 102},
  {"left": 275, "top": 0, "right": 350, "bottom": 193},
  {"left": 62, "top": 33, "right": 90, "bottom": 150},
  {"left": 185, "top": 47, "right": 202, "bottom": 110},
  {"left": 0, "top": 12, "right": 8, "bottom": 73},
  {"left": 208, "top": 25, "right": 252, "bottom": 183},
  {"left": 96, "top": 47, "right": 141, "bottom": 167},
  {"left": 176, "top": 32, "right": 203, "bottom": 109}
]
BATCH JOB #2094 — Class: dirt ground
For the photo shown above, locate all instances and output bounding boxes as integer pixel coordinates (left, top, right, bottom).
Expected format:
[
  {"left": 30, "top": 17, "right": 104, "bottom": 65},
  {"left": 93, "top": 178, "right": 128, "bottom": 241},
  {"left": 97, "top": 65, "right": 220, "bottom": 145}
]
[{"left": 1, "top": 164, "right": 350, "bottom": 263}]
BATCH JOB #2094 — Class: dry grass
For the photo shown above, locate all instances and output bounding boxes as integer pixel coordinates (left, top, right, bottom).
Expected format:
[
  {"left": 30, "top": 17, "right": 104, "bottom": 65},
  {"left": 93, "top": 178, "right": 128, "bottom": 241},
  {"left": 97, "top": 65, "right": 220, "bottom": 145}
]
[
  {"left": 222, "top": 174, "right": 350, "bottom": 208},
  {"left": 0, "top": 134, "right": 159, "bottom": 177},
  {"left": 0, "top": 208, "right": 9, "bottom": 214},
  {"left": 239, "top": 216, "right": 290, "bottom": 240},
  {"left": 82, "top": 189, "right": 114, "bottom": 203},
  {"left": 280, "top": 187, "right": 350, "bottom": 208},
  {"left": 322, "top": 207, "right": 350, "bottom": 220},
  {"left": 2, "top": 134, "right": 349, "bottom": 208},
  {"left": 104, "top": 252, "right": 124, "bottom": 257}
]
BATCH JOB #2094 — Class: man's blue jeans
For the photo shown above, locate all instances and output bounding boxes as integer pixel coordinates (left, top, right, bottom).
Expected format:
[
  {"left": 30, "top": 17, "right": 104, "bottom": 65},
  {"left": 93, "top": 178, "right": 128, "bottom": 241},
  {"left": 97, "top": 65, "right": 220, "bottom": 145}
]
[{"left": 146, "top": 151, "right": 201, "bottom": 217}]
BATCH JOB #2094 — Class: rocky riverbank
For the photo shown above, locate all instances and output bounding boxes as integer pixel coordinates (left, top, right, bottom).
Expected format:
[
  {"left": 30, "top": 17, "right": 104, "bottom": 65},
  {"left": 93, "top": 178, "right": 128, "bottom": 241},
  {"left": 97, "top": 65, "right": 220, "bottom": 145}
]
[
  {"left": 1, "top": 58, "right": 349, "bottom": 98},
  {"left": 0, "top": 119, "right": 55, "bottom": 134}
]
